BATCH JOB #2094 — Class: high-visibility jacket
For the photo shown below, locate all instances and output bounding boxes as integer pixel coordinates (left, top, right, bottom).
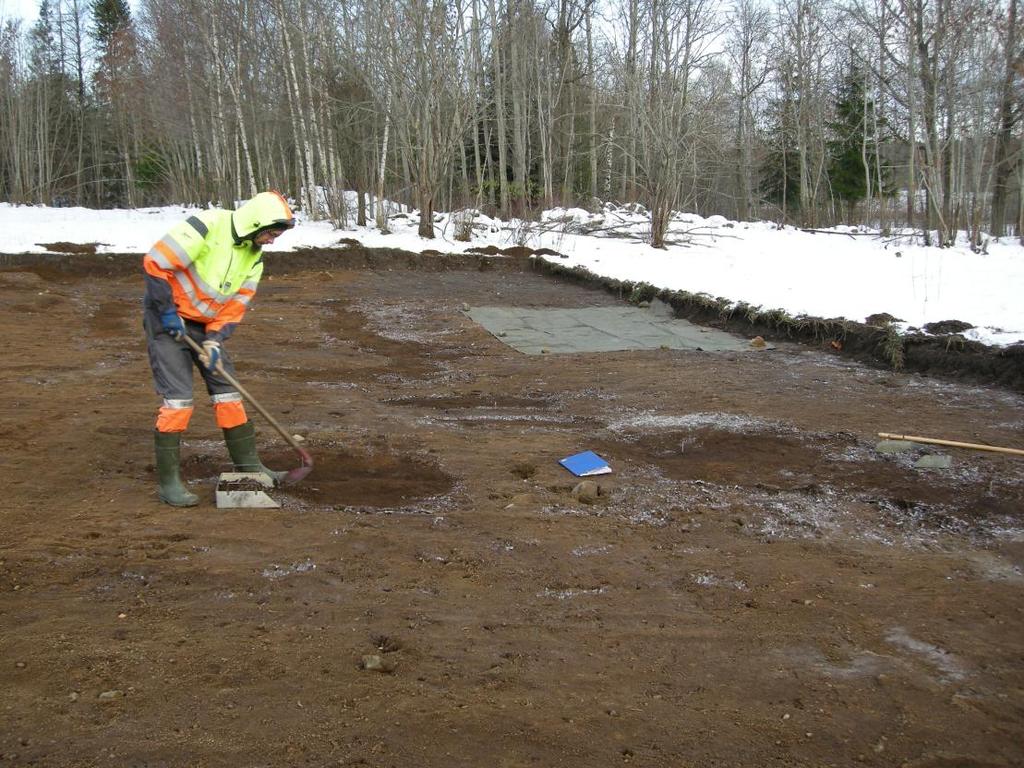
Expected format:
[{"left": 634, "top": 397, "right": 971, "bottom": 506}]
[{"left": 143, "top": 191, "right": 294, "bottom": 341}]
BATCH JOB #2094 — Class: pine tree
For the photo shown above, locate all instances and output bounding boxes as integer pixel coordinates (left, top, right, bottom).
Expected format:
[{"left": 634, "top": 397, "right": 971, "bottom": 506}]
[
  {"left": 29, "top": 0, "right": 60, "bottom": 76},
  {"left": 91, "top": 0, "right": 134, "bottom": 100},
  {"left": 826, "top": 61, "right": 892, "bottom": 215},
  {"left": 90, "top": 0, "right": 140, "bottom": 205},
  {"left": 91, "top": 0, "right": 130, "bottom": 52}
]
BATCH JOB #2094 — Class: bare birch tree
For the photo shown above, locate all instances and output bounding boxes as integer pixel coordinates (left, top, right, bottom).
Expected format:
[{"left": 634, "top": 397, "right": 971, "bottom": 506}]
[
  {"left": 1, "top": 0, "right": 1022, "bottom": 244},
  {"left": 725, "top": 0, "right": 771, "bottom": 221}
]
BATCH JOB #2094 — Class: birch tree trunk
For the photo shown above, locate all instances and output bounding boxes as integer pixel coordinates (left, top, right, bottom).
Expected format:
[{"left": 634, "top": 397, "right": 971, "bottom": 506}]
[
  {"left": 488, "top": 0, "right": 510, "bottom": 213},
  {"left": 376, "top": 95, "right": 391, "bottom": 232},
  {"left": 470, "top": 0, "right": 488, "bottom": 207},
  {"left": 586, "top": 10, "right": 598, "bottom": 203},
  {"left": 277, "top": 0, "right": 317, "bottom": 216},
  {"left": 990, "top": 0, "right": 1020, "bottom": 237},
  {"left": 509, "top": 4, "right": 529, "bottom": 212},
  {"left": 727, "top": 0, "right": 770, "bottom": 222}
]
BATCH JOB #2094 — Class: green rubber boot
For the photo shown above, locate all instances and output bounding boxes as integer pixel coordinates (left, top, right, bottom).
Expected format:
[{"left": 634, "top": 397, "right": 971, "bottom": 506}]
[
  {"left": 223, "top": 421, "right": 286, "bottom": 486},
  {"left": 154, "top": 431, "right": 199, "bottom": 507}
]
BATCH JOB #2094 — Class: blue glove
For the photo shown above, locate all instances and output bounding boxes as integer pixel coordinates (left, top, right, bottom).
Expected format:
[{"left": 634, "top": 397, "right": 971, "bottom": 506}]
[
  {"left": 160, "top": 309, "right": 185, "bottom": 341},
  {"left": 199, "top": 339, "right": 221, "bottom": 371}
]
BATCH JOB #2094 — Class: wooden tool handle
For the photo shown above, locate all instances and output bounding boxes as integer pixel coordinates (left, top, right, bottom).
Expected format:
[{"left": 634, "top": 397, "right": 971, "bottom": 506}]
[
  {"left": 878, "top": 432, "right": 1024, "bottom": 457},
  {"left": 183, "top": 335, "right": 307, "bottom": 455}
]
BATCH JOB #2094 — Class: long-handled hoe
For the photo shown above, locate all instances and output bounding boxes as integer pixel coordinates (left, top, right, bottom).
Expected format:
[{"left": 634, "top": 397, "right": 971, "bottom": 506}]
[{"left": 183, "top": 336, "right": 314, "bottom": 506}]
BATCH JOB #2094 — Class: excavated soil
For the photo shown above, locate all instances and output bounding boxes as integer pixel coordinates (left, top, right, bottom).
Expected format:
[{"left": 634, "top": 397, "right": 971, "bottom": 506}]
[{"left": 1, "top": 250, "right": 1023, "bottom": 767}]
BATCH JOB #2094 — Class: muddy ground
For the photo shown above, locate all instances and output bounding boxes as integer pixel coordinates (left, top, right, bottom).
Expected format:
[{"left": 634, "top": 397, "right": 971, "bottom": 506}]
[{"left": 1, "top": 251, "right": 1023, "bottom": 768}]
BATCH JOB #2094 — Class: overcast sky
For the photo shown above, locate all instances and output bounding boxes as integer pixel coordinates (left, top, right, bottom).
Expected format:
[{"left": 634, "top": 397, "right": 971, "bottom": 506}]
[
  {"left": 1, "top": 0, "right": 39, "bottom": 24},
  {"left": 2, "top": 0, "right": 140, "bottom": 27}
]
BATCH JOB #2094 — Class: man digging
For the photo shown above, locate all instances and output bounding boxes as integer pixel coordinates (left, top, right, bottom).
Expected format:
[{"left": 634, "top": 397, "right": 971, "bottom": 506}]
[{"left": 142, "top": 191, "right": 296, "bottom": 507}]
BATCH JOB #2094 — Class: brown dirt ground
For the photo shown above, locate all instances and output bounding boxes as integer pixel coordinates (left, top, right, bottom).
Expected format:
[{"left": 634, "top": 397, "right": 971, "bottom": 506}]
[{"left": 1, "top": 251, "right": 1023, "bottom": 768}]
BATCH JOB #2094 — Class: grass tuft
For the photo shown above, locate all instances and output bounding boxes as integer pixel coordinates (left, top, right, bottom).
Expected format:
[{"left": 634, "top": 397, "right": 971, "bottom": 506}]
[{"left": 878, "top": 323, "right": 905, "bottom": 370}]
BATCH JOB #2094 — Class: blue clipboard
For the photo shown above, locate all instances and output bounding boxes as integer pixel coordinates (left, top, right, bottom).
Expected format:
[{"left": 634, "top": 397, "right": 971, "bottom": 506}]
[{"left": 559, "top": 451, "right": 612, "bottom": 477}]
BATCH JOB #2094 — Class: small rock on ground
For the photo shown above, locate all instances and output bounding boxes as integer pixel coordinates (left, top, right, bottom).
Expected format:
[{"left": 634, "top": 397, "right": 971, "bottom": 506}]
[
  {"left": 914, "top": 454, "right": 952, "bottom": 470},
  {"left": 572, "top": 481, "right": 602, "bottom": 504},
  {"left": 360, "top": 654, "right": 396, "bottom": 673}
]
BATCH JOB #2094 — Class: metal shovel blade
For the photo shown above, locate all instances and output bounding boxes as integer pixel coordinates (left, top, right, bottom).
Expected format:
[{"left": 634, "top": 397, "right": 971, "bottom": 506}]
[{"left": 281, "top": 448, "right": 314, "bottom": 485}]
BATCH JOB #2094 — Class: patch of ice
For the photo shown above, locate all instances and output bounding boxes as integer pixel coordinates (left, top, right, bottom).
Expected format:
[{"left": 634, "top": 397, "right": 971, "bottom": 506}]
[
  {"left": 307, "top": 380, "right": 361, "bottom": 390},
  {"left": 757, "top": 496, "right": 846, "bottom": 541},
  {"left": 571, "top": 544, "right": 613, "bottom": 557},
  {"left": 541, "top": 504, "right": 608, "bottom": 518},
  {"left": 562, "top": 387, "right": 618, "bottom": 402},
  {"left": 885, "top": 627, "right": 967, "bottom": 682},
  {"left": 628, "top": 509, "right": 671, "bottom": 526},
  {"left": 959, "top": 550, "right": 1024, "bottom": 582},
  {"left": 827, "top": 443, "right": 880, "bottom": 463},
  {"left": 355, "top": 301, "right": 454, "bottom": 344},
  {"left": 747, "top": 482, "right": 1011, "bottom": 550},
  {"left": 691, "top": 572, "right": 749, "bottom": 590},
  {"left": 538, "top": 586, "right": 608, "bottom": 599},
  {"left": 980, "top": 524, "right": 1024, "bottom": 542},
  {"left": 776, "top": 646, "right": 889, "bottom": 679},
  {"left": 607, "top": 410, "right": 778, "bottom": 433},
  {"left": 417, "top": 413, "right": 569, "bottom": 424},
  {"left": 262, "top": 558, "right": 317, "bottom": 580}
]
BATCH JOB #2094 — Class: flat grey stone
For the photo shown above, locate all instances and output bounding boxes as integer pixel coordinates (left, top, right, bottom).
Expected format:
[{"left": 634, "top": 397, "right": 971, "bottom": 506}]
[
  {"left": 876, "top": 440, "right": 916, "bottom": 454},
  {"left": 914, "top": 454, "right": 952, "bottom": 470},
  {"left": 466, "top": 305, "right": 761, "bottom": 355}
]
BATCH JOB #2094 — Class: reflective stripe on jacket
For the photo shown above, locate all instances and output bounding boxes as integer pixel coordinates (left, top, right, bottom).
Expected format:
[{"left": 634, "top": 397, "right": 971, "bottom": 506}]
[{"left": 142, "top": 193, "right": 292, "bottom": 340}]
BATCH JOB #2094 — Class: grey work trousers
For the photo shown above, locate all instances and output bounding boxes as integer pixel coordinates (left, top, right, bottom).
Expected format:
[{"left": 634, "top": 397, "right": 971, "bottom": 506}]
[{"left": 143, "top": 311, "right": 240, "bottom": 404}]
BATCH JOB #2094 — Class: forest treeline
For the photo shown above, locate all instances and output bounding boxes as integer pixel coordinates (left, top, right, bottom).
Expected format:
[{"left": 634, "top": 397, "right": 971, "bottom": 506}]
[{"left": 0, "top": 0, "right": 1021, "bottom": 248}]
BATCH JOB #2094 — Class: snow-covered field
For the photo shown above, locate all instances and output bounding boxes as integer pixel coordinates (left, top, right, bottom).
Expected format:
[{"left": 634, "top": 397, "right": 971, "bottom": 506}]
[{"left": 1, "top": 199, "right": 1021, "bottom": 347}]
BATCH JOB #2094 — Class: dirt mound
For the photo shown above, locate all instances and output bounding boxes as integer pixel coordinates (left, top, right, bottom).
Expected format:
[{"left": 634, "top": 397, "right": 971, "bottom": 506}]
[
  {"left": 466, "top": 244, "right": 563, "bottom": 258},
  {"left": 37, "top": 241, "right": 99, "bottom": 254},
  {"left": 864, "top": 312, "right": 903, "bottom": 325},
  {"left": 923, "top": 319, "right": 975, "bottom": 335}
]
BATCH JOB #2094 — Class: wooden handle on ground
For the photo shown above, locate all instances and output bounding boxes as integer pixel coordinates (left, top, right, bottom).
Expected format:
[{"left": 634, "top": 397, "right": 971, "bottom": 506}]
[{"left": 878, "top": 432, "right": 1024, "bottom": 457}]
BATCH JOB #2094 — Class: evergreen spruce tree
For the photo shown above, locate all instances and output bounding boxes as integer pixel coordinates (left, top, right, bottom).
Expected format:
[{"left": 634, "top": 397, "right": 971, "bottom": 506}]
[
  {"left": 29, "top": 0, "right": 59, "bottom": 76},
  {"left": 90, "top": 0, "right": 140, "bottom": 205},
  {"left": 92, "top": 0, "right": 131, "bottom": 49},
  {"left": 91, "top": 0, "right": 133, "bottom": 96},
  {"left": 826, "top": 61, "right": 892, "bottom": 219}
]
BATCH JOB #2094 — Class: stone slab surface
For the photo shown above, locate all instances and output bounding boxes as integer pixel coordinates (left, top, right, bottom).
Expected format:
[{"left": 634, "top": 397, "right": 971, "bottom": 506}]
[{"left": 466, "top": 303, "right": 761, "bottom": 355}]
